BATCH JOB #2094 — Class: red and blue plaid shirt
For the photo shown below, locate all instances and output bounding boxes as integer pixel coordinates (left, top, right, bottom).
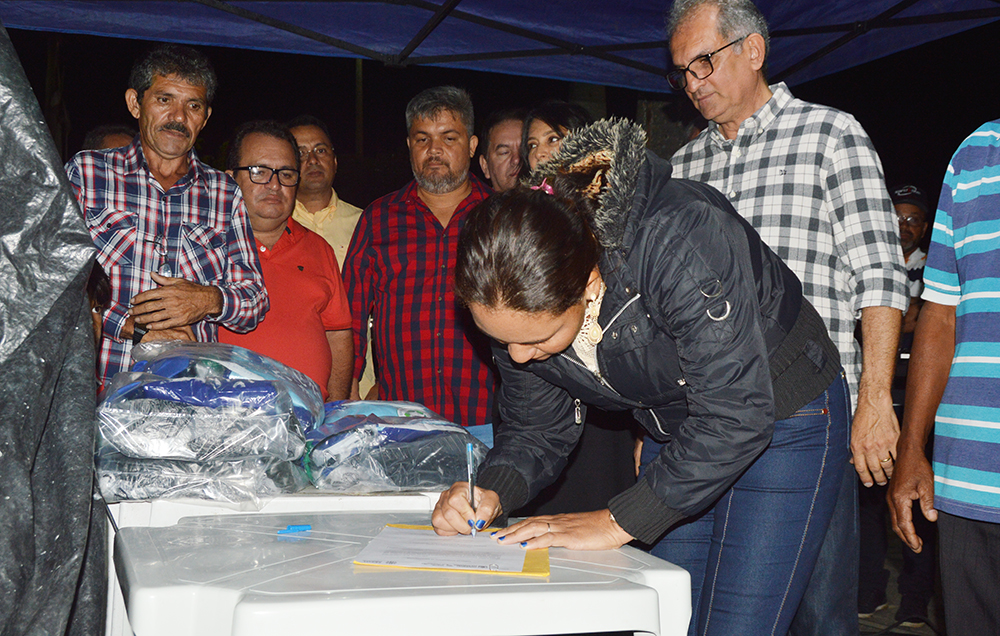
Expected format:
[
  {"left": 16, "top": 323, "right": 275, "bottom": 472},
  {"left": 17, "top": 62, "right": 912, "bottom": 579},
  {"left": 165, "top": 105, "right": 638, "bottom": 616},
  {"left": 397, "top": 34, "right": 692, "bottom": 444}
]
[
  {"left": 343, "top": 176, "right": 495, "bottom": 426},
  {"left": 66, "top": 137, "right": 268, "bottom": 384}
]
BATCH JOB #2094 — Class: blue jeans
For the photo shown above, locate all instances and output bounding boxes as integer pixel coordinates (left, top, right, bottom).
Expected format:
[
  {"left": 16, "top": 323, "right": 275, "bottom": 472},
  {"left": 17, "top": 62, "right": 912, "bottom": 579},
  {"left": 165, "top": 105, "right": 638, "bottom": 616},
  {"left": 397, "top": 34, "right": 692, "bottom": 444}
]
[
  {"left": 788, "top": 459, "right": 859, "bottom": 636},
  {"left": 640, "top": 373, "right": 850, "bottom": 636}
]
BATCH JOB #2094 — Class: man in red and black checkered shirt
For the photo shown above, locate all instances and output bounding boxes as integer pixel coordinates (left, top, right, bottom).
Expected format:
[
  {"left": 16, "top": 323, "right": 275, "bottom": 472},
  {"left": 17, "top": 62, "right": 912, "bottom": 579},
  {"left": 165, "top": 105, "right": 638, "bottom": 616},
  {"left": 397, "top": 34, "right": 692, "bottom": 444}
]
[{"left": 343, "top": 86, "right": 495, "bottom": 441}]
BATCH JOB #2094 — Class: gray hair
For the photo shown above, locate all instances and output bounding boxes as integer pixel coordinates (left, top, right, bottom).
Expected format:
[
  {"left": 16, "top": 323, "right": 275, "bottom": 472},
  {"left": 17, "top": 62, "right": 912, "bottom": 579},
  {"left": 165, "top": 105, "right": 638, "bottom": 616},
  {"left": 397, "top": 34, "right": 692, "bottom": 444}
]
[
  {"left": 405, "top": 86, "right": 475, "bottom": 136},
  {"left": 129, "top": 44, "right": 218, "bottom": 105},
  {"left": 667, "top": 0, "right": 770, "bottom": 62}
]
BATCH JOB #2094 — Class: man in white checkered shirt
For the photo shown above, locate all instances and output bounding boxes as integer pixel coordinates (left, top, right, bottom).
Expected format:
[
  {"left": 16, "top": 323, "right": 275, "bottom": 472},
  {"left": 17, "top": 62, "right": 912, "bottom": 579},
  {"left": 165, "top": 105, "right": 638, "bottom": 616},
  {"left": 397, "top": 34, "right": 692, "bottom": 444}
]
[{"left": 666, "top": 0, "right": 908, "bottom": 634}]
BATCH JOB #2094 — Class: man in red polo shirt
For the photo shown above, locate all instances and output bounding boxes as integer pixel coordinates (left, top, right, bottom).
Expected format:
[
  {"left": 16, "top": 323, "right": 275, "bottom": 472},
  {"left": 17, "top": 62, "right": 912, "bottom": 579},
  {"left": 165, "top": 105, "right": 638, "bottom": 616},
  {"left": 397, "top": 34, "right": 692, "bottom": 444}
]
[{"left": 220, "top": 120, "right": 353, "bottom": 401}]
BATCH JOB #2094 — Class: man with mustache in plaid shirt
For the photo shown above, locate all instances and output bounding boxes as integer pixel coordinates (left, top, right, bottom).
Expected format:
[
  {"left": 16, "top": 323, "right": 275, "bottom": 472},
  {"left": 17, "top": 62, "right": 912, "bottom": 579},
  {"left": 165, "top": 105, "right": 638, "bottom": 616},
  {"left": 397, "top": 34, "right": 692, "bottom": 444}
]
[{"left": 66, "top": 44, "right": 267, "bottom": 386}]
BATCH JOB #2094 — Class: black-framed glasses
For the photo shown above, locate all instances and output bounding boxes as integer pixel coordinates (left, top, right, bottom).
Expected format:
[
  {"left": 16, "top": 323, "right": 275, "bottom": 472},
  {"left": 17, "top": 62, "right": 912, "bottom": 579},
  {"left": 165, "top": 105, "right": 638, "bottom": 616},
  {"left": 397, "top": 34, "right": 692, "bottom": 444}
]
[
  {"left": 897, "top": 214, "right": 925, "bottom": 227},
  {"left": 233, "top": 165, "right": 300, "bottom": 187},
  {"left": 667, "top": 35, "right": 748, "bottom": 91}
]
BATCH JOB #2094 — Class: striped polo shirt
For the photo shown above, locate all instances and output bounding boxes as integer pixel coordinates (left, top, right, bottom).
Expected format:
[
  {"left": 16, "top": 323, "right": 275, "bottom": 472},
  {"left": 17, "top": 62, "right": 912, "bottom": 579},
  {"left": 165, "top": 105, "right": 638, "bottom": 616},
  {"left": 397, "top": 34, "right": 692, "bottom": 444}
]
[{"left": 922, "top": 118, "right": 1000, "bottom": 523}]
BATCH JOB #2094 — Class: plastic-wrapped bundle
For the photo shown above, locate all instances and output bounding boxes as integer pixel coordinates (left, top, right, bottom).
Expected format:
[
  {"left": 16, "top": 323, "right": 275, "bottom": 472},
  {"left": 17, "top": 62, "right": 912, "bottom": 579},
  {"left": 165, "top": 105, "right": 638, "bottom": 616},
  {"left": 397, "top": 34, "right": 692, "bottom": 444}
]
[
  {"left": 98, "top": 388, "right": 305, "bottom": 461},
  {"left": 308, "top": 400, "right": 437, "bottom": 438},
  {"left": 306, "top": 412, "right": 488, "bottom": 493},
  {"left": 96, "top": 342, "right": 319, "bottom": 506},
  {"left": 98, "top": 342, "right": 320, "bottom": 461},
  {"left": 322, "top": 400, "right": 437, "bottom": 421},
  {"left": 96, "top": 449, "right": 310, "bottom": 508}
]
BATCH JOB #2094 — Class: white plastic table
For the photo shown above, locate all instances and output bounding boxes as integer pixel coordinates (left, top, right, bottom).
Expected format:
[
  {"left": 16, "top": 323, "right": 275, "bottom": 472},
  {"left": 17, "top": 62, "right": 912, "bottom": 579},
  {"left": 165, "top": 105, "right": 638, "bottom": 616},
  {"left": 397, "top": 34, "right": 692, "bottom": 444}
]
[{"left": 109, "top": 495, "right": 691, "bottom": 636}]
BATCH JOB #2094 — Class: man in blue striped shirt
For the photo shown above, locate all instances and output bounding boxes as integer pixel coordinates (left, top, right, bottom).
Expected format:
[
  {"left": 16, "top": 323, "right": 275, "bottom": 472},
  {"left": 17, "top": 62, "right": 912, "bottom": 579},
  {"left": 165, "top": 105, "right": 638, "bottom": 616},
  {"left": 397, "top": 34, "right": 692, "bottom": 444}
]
[{"left": 889, "top": 118, "right": 1000, "bottom": 635}]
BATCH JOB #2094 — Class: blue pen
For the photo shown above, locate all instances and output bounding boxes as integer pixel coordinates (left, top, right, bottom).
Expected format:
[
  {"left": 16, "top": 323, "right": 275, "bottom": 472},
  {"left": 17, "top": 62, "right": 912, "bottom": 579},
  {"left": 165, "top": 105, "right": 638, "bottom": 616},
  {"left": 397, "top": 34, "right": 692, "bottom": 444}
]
[{"left": 466, "top": 442, "right": 477, "bottom": 537}]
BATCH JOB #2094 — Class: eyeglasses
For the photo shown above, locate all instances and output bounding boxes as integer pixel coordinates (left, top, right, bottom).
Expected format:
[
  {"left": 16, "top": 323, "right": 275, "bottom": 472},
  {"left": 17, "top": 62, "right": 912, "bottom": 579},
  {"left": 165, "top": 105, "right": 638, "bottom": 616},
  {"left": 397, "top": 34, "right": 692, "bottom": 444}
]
[
  {"left": 233, "top": 165, "right": 300, "bottom": 187},
  {"left": 897, "top": 215, "right": 925, "bottom": 227},
  {"left": 299, "top": 145, "right": 333, "bottom": 160},
  {"left": 667, "top": 35, "right": 748, "bottom": 91}
]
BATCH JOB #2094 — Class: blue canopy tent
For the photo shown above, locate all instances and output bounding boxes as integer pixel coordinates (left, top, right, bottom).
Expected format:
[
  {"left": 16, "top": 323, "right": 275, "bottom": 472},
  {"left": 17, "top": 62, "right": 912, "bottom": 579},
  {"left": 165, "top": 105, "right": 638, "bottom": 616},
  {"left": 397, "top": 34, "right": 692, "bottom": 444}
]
[{"left": 1, "top": 0, "right": 999, "bottom": 91}]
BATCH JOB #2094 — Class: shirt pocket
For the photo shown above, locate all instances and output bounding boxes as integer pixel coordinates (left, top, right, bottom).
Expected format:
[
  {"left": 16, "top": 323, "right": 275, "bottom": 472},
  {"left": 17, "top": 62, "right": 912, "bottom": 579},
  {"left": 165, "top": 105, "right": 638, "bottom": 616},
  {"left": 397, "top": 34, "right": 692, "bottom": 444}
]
[
  {"left": 88, "top": 206, "right": 137, "bottom": 267},
  {"left": 176, "top": 223, "right": 227, "bottom": 282}
]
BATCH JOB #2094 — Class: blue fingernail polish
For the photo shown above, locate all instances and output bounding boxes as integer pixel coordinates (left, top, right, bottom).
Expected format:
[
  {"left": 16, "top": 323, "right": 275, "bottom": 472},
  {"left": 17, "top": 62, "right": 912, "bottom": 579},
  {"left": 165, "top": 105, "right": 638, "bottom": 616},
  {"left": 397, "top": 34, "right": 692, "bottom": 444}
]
[
  {"left": 475, "top": 519, "right": 486, "bottom": 530},
  {"left": 490, "top": 531, "right": 498, "bottom": 537},
  {"left": 498, "top": 535, "right": 505, "bottom": 541},
  {"left": 520, "top": 542, "right": 527, "bottom": 547},
  {"left": 468, "top": 520, "right": 475, "bottom": 528}
]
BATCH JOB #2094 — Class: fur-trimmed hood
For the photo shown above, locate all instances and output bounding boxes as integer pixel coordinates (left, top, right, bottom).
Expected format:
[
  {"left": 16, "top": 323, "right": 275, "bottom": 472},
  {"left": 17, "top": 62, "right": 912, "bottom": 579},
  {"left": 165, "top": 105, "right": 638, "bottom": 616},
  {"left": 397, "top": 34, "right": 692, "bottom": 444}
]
[{"left": 528, "top": 118, "right": 652, "bottom": 251}]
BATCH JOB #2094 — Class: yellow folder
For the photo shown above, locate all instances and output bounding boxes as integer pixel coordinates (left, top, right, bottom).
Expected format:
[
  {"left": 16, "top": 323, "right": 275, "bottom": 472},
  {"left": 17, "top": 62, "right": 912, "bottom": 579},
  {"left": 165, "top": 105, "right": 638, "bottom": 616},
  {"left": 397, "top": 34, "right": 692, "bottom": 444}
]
[{"left": 353, "top": 524, "right": 550, "bottom": 577}]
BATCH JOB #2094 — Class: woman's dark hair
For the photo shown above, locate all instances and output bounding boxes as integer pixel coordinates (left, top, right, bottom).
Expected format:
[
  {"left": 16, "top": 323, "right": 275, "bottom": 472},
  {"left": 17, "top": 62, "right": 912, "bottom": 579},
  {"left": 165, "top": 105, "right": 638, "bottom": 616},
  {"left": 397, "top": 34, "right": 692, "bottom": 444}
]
[
  {"left": 455, "top": 188, "right": 600, "bottom": 315},
  {"left": 520, "top": 100, "right": 593, "bottom": 177}
]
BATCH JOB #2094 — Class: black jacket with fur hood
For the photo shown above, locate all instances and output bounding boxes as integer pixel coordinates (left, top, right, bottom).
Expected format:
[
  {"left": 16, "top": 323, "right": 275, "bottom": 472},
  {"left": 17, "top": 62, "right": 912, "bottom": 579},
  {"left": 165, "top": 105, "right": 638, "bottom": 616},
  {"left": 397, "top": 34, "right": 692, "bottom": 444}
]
[{"left": 476, "top": 119, "right": 841, "bottom": 543}]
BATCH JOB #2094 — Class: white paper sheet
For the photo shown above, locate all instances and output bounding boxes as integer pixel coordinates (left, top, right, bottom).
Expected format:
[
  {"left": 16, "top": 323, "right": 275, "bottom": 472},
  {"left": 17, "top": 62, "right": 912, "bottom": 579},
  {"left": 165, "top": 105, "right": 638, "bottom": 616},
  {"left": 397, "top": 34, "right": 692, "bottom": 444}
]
[{"left": 354, "top": 525, "right": 528, "bottom": 573}]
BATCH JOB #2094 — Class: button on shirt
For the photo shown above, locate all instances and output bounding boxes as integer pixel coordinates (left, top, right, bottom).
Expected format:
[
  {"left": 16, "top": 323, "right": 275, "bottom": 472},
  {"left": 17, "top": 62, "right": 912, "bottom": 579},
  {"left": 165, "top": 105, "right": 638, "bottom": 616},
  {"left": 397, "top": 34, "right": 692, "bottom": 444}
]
[
  {"left": 671, "top": 82, "right": 908, "bottom": 405},
  {"left": 66, "top": 138, "right": 268, "bottom": 384},
  {"left": 343, "top": 177, "right": 495, "bottom": 426}
]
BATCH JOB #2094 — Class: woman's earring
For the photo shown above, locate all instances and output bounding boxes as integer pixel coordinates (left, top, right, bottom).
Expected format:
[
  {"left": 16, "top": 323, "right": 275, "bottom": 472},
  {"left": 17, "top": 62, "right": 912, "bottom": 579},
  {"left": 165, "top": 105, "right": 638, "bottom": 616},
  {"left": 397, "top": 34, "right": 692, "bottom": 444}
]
[{"left": 587, "top": 322, "right": 604, "bottom": 344}]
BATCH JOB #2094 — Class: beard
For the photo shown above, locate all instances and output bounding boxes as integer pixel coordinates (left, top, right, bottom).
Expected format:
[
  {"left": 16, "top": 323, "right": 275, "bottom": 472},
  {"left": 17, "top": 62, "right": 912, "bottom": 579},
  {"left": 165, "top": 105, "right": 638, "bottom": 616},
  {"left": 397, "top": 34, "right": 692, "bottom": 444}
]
[{"left": 412, "top": 159, "right": 467, "bottom": 194}]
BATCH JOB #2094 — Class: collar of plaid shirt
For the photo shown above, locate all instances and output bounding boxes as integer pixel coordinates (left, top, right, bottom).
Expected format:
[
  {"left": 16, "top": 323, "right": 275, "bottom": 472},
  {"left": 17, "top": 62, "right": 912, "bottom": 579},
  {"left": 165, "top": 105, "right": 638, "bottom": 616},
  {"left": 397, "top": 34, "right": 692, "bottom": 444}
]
[{"left": 706, "top": 82, "right": 793, "bottom": 148}]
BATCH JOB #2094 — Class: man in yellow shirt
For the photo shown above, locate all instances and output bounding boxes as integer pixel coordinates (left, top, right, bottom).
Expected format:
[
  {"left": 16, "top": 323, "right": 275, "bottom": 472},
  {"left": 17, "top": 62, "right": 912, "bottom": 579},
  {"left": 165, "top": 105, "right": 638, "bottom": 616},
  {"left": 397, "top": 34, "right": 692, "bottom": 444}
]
[
  {"left": 288, "top": 115, "right": 363, "bottom": 266},
  {"left": 288, "top": 115, "right": 375, "bottom": 398}
]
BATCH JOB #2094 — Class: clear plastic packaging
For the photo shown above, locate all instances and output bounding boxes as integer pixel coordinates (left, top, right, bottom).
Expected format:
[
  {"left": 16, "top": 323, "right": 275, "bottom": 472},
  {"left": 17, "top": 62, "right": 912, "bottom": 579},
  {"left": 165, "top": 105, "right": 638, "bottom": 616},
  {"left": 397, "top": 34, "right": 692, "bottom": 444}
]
[
  {"left": 319, "top": 400, "right": 438, "bottom": 424},
  {"left": 98, "top": 390, "right": 305, "bottom": 461},
  {"left": 96, "top": 449, "right": 310, "bottom": 508},
  {"left": 96, "top": 342, "right": 320, "bottom": 506},
  {"left": 98, "top": 342, "right": 321, "bottom": 461},
  {"left": 305, "top": 409, "right": 489, "bottom": 493}
]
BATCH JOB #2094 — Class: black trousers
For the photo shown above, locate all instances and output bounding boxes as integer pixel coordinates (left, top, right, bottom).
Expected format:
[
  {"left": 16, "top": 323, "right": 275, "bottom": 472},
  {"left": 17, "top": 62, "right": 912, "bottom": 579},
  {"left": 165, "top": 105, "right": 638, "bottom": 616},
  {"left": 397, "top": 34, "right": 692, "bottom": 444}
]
[
  {"left": 858, "top": 479, "right": 936, "bottom": 601},
  {"left": 938, "top": 511, "right": 1000, "bottom": 636}
]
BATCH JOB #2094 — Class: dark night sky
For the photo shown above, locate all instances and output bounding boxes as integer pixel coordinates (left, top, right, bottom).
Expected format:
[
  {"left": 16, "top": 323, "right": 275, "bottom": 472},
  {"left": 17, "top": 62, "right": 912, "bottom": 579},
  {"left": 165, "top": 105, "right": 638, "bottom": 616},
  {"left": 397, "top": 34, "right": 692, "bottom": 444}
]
[{"left": 9, "top": 18, "right": 1000, "bottom": 212}]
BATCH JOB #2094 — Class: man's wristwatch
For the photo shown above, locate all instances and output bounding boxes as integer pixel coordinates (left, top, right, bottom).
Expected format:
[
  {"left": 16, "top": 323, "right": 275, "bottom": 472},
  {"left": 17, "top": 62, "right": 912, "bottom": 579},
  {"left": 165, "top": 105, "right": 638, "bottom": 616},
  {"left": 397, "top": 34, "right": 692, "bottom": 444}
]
[{"left": 132, "top": 324, "right": 148, "bottom": 345}]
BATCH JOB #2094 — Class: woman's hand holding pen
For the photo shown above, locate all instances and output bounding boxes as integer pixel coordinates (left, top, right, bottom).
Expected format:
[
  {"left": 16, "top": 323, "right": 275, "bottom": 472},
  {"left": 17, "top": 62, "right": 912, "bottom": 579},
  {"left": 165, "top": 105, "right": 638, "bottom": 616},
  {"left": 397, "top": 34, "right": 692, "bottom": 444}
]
[
  {"left": 493, "top": 510, "right": 633, "bottom": 551},
  {"left": 433, "top": 484, "right": 636, "bottom": 552},
  {"left": 432, "top": 482, "right": 501, "bottom": 536}
]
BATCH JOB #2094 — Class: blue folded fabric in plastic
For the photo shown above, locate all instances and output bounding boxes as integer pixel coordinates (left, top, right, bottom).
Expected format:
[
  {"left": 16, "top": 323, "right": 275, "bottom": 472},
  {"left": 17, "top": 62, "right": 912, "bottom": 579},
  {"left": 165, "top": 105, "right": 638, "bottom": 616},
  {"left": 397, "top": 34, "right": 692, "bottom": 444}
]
[
  {"left": 98, "top": 342, "right": 320, "bottom": 463},
  {"left": 127, "top": 343, "right": 323, "bottom": 430},
  {"left": 304, "top": 410, "right": 487, "bottom": 492},
  {"left": 308, "top": 400, "right": 437, "bottom": 438},
  {"left": 122, "top": 378, "right": 279, "bottom": 410}
]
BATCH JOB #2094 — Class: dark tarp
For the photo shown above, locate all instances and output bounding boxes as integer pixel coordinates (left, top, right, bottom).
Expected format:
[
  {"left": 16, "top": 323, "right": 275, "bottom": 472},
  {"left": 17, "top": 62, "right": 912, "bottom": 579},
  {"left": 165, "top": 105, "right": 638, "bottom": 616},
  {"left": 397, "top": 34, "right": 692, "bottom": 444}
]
[
  {"left": 0, "top": 24, "right": 104, "bottom": 636},
  {"left": 0, "top": 0, "right": 998, "bottom": 91}
]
